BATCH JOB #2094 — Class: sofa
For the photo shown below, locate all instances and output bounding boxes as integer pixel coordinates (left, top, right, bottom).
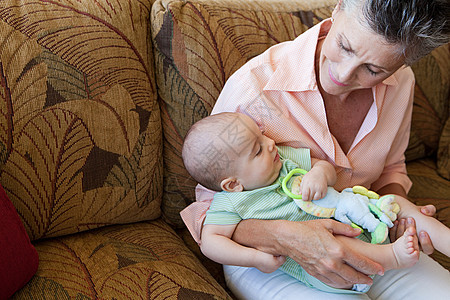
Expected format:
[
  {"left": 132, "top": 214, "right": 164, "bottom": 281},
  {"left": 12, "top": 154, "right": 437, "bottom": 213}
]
[{"left": 0, "top": 0, "right": 448, "bottom": 298}]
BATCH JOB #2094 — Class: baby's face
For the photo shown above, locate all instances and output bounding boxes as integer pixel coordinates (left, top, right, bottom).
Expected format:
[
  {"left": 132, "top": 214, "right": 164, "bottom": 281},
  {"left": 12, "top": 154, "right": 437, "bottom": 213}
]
[{"left": 227, "top": 114, "right": 282, "bottom": 190}]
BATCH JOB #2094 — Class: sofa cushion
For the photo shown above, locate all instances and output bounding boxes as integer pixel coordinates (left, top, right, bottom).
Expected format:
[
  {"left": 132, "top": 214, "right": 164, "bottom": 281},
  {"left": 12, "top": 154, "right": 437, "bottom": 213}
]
[
  {"left": 0, "top": 184, "right": 39, "bottom": 299},
  {"left": 10, "top": 218, "right": 231, "bottom": 299},
  {"left": 437, "top": 118, "right": 450, "bottom": 180},
  {"left": 152, "top": 0, "right": 336, "bottom": 227},
  {"left": 407, "top": 158, "right": 450, "bottom": 270},
  {"left": 407, "top": 44, "right": 450, "bottom": 162},
  {"left": 0, "top": 0, "right": 163, "bottom": 240}
]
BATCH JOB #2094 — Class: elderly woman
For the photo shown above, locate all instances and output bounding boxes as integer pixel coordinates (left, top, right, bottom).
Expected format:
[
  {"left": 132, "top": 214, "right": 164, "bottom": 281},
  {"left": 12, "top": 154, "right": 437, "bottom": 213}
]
[{"left": 181, "top": 0, "right": 450, "bottom": 298}]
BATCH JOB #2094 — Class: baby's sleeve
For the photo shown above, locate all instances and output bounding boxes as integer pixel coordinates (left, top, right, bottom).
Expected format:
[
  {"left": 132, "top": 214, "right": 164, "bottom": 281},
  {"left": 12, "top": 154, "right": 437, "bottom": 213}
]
[{"left": 204, "top": 192, "right": 242, "bottom": 226}]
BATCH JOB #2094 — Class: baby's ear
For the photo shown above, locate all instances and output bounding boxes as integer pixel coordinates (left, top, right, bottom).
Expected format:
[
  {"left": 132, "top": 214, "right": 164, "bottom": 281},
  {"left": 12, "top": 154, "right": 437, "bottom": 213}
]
[{"left": 221, "top": 177, "right": 244, "bottom": 192}]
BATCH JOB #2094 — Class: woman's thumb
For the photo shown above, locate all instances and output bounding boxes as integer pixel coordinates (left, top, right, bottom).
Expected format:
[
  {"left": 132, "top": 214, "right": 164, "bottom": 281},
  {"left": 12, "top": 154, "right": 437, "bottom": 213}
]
[{"left": 331, "top": 221, "right": 362, "bottom": 237}]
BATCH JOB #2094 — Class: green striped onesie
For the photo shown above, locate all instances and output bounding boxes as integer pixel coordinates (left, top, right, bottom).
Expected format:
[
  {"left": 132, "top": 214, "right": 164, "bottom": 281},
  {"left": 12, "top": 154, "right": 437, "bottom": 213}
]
[{"left": 204, "top": 146, "right": 371, "bottom": 294}]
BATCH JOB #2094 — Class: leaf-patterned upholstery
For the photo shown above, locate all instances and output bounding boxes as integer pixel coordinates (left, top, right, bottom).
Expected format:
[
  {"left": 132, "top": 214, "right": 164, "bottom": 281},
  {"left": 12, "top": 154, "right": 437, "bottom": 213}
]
[
  {"left": 0, "top": 0, "right": 448, "bottom": 298},
  {"left": 407, "top": 44, "right": 450, "bottom": 270},
  {"left": 15, "top": 219, "right": 229, "bottom": 299},
  {"left": 407, "top": 44, "right": 450, "bottom": 163},
  {"left": 0, "top": 0, "right": 163, "bottom": 240},
  {"left": 0, "top": 0, "right": 229, "bottom": 298}
]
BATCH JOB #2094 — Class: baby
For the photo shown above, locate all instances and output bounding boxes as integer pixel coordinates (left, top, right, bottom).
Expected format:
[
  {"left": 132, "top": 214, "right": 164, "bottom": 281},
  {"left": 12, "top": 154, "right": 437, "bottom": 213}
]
[{"left": 182, "top": 112, "right": 449, "bottom": 293}]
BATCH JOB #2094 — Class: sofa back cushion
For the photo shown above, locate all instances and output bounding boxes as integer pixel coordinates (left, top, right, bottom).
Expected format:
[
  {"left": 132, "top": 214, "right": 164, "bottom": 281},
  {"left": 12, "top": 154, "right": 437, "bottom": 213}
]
[
  {"left": 407, "top": 44, "right": 450, "bottom": 162},
  {"left": 437, "top": 118, "right": 450, "bottom": 180},
  {"left": 0, "top": 0, "right": 163, "bottom": 240},
  {"left": 152, "top": 0, "right": 336, "bottom": 227}
]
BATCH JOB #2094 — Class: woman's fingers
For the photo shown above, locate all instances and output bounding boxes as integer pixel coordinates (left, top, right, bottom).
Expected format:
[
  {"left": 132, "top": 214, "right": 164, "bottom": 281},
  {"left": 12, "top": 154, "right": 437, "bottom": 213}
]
[
  {"left": 418, "top": 230, "right": 434, "bottom": 255},
  {"left": 420, "top": 204, "right": 436, "bottom": 216},
  {"left": 390, "top": 217, "right": 435, "bottom": 254},
  {"left": 295, "top": 220, "right": 382, "bottom": 288}
]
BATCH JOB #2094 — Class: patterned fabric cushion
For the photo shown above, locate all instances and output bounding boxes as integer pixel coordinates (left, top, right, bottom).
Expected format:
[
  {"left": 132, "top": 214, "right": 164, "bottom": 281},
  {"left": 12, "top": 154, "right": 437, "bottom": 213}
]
[
  {"left": 407, "top": 158, "right": 450, "bottom": 270},
  {"left": 11, "top": 218, "right": 231, "bottom": 299},
  {"left": 152, "top": 0, "right": 336, "bottom": 227},
  {"left": 437, "top": 118, "right": 450, "bottom": 180},
  {"left": 177, "top": 227, "right": 230, "bottom": 293},
  {"left": 407, "top": 44, "right": 450, "bottom": 162},
  {"left": 0, "top": 0, "right": 163, "bottom": 240}
]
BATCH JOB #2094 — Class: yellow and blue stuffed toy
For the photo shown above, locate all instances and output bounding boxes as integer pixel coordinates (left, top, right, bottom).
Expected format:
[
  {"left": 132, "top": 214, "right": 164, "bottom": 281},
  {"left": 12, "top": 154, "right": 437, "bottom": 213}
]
[{"left": 282, "top": 168, "right": 400, "bottom": 244}]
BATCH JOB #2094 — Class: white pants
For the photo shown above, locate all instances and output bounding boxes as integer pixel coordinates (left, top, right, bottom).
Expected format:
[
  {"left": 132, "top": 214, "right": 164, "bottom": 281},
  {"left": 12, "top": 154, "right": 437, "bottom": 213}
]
[{"left": 224, "top": 254, "right": 450, "bottom": 300}]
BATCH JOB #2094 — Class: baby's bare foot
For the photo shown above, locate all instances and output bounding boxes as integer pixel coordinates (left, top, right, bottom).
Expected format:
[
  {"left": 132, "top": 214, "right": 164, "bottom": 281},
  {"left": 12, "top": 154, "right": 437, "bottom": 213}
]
[{"left": 391, "top": 226, "right": 420, "bottom": 269}]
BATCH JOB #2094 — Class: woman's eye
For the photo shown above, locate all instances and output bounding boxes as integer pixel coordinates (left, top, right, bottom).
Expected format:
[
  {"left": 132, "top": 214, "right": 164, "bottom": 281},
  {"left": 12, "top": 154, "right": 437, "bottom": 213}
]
[{"left": 338, "top": 40, "right": 351, "bottom": 53}]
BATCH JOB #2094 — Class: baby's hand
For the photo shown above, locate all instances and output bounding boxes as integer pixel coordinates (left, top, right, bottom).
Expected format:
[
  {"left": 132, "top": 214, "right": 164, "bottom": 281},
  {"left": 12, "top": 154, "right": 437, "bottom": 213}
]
[
  {"left": 300, "top": 169, "right": 328, "bottom": 201},
  {"left": 253, "top": 252, "right": 286, "bottom": 273}
]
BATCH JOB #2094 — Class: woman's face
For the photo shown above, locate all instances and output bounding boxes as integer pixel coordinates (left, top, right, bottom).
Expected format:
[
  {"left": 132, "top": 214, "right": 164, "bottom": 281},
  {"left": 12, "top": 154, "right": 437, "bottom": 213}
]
[{"left": 317, "top": 7, "right": 405, "bottom": 96}]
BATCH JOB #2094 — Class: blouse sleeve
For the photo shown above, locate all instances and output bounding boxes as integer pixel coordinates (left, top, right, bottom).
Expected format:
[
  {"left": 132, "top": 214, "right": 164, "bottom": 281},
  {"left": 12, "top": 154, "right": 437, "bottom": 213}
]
[{"left": 179, "top": 184, "right": 215, "bottom": 244}]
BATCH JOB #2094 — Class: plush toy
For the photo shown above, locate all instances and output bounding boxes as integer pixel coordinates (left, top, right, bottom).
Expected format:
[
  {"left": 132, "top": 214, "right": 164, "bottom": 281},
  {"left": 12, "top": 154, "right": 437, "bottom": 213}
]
[{"left": 282, "top": 168, "right": 400, "bottom": 244}]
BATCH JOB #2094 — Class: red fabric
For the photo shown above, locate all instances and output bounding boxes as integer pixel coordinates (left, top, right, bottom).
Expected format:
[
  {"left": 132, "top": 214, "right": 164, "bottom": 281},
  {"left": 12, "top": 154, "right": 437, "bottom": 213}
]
[{"left": 0, "top": 184, "right": 38, "bottom": 299}]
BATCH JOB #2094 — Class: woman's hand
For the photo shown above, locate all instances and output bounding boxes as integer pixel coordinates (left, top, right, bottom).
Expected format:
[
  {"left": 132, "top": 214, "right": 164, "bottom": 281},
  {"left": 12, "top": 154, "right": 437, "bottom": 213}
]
[
  {"left": 389, "top": 204, "right": 436, "bottom": 255},
  {"left": 232, "top": 218, "right": 383, "bottom": 288},
  {"left": 376, "top": 184, "right": 437, "bottom": 255}
]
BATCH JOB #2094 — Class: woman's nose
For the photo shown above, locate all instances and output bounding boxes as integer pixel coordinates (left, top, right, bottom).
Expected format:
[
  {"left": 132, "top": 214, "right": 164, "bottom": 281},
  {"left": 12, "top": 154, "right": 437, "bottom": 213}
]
[{"left": 335, "top": 60, "right": 357, "bottom": 83}]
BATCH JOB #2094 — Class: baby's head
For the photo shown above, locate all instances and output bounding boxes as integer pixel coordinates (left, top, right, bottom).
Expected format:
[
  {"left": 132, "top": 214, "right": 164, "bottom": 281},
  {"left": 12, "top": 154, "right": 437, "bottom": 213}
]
[{"left": 182, "top": 112, "right": 282, "bottom": 192}]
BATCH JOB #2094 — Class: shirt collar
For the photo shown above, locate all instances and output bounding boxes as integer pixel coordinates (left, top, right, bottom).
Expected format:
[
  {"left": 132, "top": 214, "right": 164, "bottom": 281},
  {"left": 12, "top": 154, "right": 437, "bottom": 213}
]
[
  {"left": 381, "top": 72, "right": 399, "bottom": 86},
  {"left": 264, "top": 19, "right": 328, "bottom": 92}
]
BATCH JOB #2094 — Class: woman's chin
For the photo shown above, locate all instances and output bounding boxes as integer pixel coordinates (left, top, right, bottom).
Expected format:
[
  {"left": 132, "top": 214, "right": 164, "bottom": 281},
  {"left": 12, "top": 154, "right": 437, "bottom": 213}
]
[
  {"left": 321, "top": 82, "right": 348, "bottom": 96},
  {"left": 320, "top": 78, "right": 357, "bottom": 96}
]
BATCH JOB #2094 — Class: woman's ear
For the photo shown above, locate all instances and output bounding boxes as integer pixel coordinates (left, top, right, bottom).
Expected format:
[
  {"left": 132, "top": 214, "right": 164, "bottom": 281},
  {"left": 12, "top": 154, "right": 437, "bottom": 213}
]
[{"left": 221, "top": 177, "right": 244, "bottom": 192}]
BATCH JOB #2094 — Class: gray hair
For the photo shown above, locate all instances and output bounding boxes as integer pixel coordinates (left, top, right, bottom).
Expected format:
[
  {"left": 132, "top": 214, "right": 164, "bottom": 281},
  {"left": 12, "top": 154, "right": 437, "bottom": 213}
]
[{"left": 342, "top": 0, "right": 450, "bottom": 65}]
